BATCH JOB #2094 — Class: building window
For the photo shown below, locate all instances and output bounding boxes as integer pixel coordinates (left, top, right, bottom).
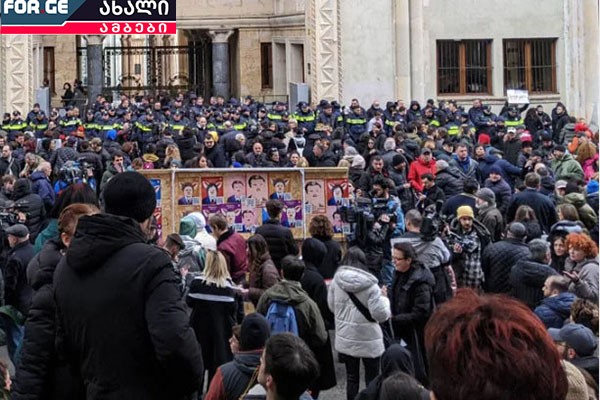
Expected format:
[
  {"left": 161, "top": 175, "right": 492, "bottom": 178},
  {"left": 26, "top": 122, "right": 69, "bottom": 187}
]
[
  {"left": 503, "top": 38, "right": 557, "bottom": 93},
  {"left": 437, "top": 40, "right": 491, "bottom": 95},
  {"left": 43, "top": 47, "right": 56, "bottom": 94},
  {"left": 261, "top": 43, "right": 273, "bottom": 89}
]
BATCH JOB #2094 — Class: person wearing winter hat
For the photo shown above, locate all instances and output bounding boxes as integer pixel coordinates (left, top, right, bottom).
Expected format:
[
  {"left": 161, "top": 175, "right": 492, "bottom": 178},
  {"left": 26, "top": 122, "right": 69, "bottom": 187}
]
[
  {"left": 475, "top": 188, "right": 504, "bottom": 243},
  {"left": 449, "top": 205, "right": 490, "bottom": 290},
  {"left": 53, "top": 171, "right": 203, "bottom": 399},
  {"left": 549, "top": 323, "right": 599, "bottom": 383},
  {"left": 205, "top": 313, "right": 271, "bottom": 400}
]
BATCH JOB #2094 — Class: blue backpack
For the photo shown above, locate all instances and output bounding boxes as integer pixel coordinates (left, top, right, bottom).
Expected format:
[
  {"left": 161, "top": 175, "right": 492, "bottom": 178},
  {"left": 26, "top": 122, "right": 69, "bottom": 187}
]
[{"left": 266, "top": 300, "right": 299, "bottom": 335}]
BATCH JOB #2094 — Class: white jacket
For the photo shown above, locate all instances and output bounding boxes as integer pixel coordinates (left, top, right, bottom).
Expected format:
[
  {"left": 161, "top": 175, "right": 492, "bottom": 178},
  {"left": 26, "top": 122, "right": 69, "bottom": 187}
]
[{"left": 328, "top": 266, "right": 391, "bottom": 358}]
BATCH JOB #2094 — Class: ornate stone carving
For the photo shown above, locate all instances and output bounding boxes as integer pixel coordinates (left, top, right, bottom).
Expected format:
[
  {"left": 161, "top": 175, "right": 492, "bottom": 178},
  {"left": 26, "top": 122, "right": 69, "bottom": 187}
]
[
  {"left": 308, "top": 0, "right": 341, "bottom": 102},
  {"left": 1, "top": 35, "right": 34, "bottom": 115}
]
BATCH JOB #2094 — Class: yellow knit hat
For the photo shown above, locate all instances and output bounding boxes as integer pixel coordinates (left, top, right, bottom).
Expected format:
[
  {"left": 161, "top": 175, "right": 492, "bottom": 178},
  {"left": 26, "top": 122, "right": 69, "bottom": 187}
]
[{"left": 456, "top": 205, "right": 474, "bottom": 220}]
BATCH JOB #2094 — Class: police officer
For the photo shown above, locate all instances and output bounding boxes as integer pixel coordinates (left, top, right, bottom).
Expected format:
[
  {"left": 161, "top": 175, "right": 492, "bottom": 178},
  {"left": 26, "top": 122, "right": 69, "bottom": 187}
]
[
  {"left": 315, "top": 101, "right": 341, "bottom": 133},
  {"left": 97, "top": 110, "right": 118, "bottom": 141},
  {"left": 29, "top": 111, "right": 49, "bottom": 139},
  {"left": 134, "top": 109, "right": 160, "bottom": 152},
  {"left": 345, "top": 104, "right": 367, "bottom": 143},
  {"left": 59, "top": 107, "right": 83, "bottom": 137},
  {"left": 82, "top": 109, "right": 100, "bottom": 138},
  {"left": 8, "top": 111, "right": 28, "bottom": 141},
  {"left": 293, "top": 101, "right": 316, "bottom": 135},
  {"left": 168, "top": 110, "right": 189, "bottom": 136}
]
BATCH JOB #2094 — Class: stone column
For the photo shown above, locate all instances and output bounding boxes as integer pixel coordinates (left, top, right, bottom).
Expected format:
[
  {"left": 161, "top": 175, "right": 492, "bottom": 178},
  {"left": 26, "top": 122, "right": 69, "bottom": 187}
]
[
  {"left": 393, "top": 0, "right": 411, "bottom": 102},
  {"left": 84, "top": 35, "right": 106, "bottom": 106},
  {"left": 208, "top": 30, "right": 234, "bottom": 99},
  {"left": 308, "top": 0, "right": 342, "bottom": 103}
]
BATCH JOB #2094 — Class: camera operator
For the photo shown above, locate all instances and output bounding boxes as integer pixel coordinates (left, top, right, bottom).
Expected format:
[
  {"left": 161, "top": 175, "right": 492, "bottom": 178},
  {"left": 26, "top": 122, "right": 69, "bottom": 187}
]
[
  {"left": 366, "top": 177, "right": 405, "bottom": 285},
  {"left": 392, "top": 210, "right": 454, "bottom": 303}
]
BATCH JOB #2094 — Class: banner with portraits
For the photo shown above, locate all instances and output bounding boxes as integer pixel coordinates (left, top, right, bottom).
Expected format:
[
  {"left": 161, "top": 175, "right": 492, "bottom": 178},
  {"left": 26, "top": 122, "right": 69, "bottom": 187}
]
[{"left": 140, "top": 168, "right": 349, "bottom": 241}]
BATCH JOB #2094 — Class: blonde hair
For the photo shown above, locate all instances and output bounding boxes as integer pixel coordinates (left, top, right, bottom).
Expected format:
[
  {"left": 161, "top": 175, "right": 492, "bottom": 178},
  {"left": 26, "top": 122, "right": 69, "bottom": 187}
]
[
  {"left": 165, "top": 144, "right": 181, "bottom": 161},
  {"left": 296, "top": 157, "right": 310, "bottom": 168},
  {"left": 203, "top": 250, "right": 231, "bottom": 287},
  {"left": 337, "top": 159, "right": 351, "bottom": 168}
]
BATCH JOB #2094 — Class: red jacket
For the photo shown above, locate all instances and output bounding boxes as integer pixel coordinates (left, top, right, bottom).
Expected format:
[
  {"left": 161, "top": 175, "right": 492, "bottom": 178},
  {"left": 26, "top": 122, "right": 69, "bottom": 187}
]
[
  {"left": 408, "top": 156, "right": 437, "bottom": 192},
  {"left": 217, "top": 228, "right": 248, "bottom": 283}
]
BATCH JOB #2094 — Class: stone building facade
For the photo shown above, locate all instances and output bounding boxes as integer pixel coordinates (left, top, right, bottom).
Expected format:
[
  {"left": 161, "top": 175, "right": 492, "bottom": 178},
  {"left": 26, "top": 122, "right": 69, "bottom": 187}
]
[{"left": 0, "top": 0, "right": 598, "bottom": 120}]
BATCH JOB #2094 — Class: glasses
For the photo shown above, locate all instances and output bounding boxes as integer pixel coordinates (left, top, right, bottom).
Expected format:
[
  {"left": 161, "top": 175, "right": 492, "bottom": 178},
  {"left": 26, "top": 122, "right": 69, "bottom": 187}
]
[{"left": 392, "top": 256, "right": 408, "bottom": 261}]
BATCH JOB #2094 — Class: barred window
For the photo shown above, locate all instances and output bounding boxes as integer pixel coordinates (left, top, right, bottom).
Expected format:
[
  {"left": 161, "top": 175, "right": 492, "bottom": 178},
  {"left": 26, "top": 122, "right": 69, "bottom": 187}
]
[
  {"left": 261, "top": 43, "right": 273, "bottom": 89},
  {"left": 503, "top": 39, "right": 557, "bottom": 93},
  {"left": 437, "top": 40, "right": 491, "bottom": 95}
]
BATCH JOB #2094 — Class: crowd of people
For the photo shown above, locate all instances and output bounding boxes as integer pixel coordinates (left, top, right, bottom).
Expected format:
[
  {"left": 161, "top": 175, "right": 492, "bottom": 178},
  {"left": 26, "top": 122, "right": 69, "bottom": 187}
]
[{"left": 0, "top": 92, "right": 597, "bottom": 400}]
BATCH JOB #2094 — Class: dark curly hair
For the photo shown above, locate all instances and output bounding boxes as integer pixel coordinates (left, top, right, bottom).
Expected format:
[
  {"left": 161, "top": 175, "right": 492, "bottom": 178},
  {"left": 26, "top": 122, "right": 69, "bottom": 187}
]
[{"left": 309, "top": 215, "right": 334, "bottom": 239}]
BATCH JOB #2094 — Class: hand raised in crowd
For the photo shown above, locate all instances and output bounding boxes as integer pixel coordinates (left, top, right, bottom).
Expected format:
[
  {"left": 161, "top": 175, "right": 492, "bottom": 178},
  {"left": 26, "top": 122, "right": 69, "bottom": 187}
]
[
  {"left": 453, "top": 243, "right": 463, "bottom": 254},
  {"left": 563, "top": 270, "right": 580, "bottom": 283}
]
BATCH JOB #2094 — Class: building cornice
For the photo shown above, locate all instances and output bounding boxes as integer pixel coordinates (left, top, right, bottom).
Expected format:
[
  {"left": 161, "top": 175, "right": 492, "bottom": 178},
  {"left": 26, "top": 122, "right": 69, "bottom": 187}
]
[{"left": 177, "top": 13, "right": 305, "bottom": 30}]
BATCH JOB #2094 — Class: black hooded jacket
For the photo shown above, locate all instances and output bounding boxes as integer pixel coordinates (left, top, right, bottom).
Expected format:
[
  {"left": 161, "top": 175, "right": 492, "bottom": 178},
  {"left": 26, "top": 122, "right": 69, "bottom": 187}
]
[
  {"left": 13, "top": 239, "right": 85, "bottom": 400},
  {"left": 53, "top": 214, "right": 203, "bottom": 399},
  {"left": 356, "top": 344, "right": 415, "bottom": 400},
  {"left": 14, "top": 179, "right": 46, "bottom": 242}
]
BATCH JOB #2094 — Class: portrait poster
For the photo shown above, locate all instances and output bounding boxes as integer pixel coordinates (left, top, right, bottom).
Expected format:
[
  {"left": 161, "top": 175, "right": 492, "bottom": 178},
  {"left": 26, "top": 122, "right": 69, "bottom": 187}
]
[
  {"left": 201, "top": 176, "right": 224, "bottom": 205},
  {"left": 240, "top": 207, "right": 259, "bottom": 234},
  {"left": 269, "top": 175, "right": 292, "bottom": 201},
  {"left": 201, "top": 204, "right": 223, "bottom": 232},
  {"left": 326, "top": 179, "right": 349, "bottom": 207},
  {"left": 304, "top": 179, "right": 326, "bottom": 215},
  {"left": 327, "top": 206, "right": 349, "bottom": 235},
  {"left": 282, "top": 200, "right": 303, "bottom": 228},
  {"left": 177, "top": 181, "right": 200, "bottom": 206},
  {"left": 245, "top": 173, "right": 269, "bottom": 208},
  {"left": 224, "top": 175, "right": 247, "bottom": 204},
  {"left": 221, "top": 203, "right": 243, "bottom": 232}
]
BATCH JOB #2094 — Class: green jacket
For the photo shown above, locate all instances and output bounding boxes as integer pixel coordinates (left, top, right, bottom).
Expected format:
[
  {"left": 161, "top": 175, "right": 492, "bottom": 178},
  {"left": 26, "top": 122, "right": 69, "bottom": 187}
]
[
  {"left": 564, "top": 192, "right": 598, "bottom": 230},
  {"left": 551, "top": 153, "right": 584, "bottom": 181},
  {"left": 256, "top": 280, "right": 327, "bottom": 348}
]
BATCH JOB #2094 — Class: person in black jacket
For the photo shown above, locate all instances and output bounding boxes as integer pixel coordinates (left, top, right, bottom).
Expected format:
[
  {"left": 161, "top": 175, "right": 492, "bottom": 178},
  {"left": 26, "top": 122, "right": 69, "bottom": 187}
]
[
  {"left": 308, "top": 215, "right": 341, "bottom": 280},
  {"left": 481, "top": 222, "right": 531, "bottom": 294},
  {"left": 506, "top": 172, "right": 557, "bottom": 234},
  {"left": 0, "top": 224, "right": 34, "bottom": 364},
  {"left": 13, "top": 203, "right": 99, "bottom": 400},
  {"left": 389, "top": 242, "right": 435, "bottom": 386},
  {"left": 186, "top": 250, "right": 243, "bottom": 389},
  {"left": 203, "top": 133, "right": 227, "bottom": 168},
  {"left": 510, "top": 239, "right": 559, "bottom": 309},
  {"left": 434, "top": 160, "right": 463, "bottom": 199},
  {"left": 356, "top": 345, "right": 416, "bottom": 400},
  {"left": 13, "top": 178, "right": 46, "bottom": 243},
  {"left": 53, "top": 172, "right": 203, "bottom": 399},
  {"left": 417, "top": 173, "right": 445, "bottom": 213},
  {"left": 255, "top": 200, "right": 298, "bottom": 272},
  {"left": 299, "top": 240, "right": 334, "bottom": 330}
]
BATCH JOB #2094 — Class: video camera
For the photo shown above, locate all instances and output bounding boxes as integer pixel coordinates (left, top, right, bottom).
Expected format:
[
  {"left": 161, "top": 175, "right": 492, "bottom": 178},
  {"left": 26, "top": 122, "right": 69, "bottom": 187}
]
[
  {"left": 338, "top": 196, "right": 396, "bottom": 246},
  {"left": 420, "top": 200, "right": 449, "bottom": 242}
]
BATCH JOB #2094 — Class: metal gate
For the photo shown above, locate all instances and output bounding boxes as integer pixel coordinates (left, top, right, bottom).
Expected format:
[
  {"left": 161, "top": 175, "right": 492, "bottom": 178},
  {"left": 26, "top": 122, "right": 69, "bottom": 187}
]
[{"left": 78, "top": 42, "right": 211, "bottom": 101}]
